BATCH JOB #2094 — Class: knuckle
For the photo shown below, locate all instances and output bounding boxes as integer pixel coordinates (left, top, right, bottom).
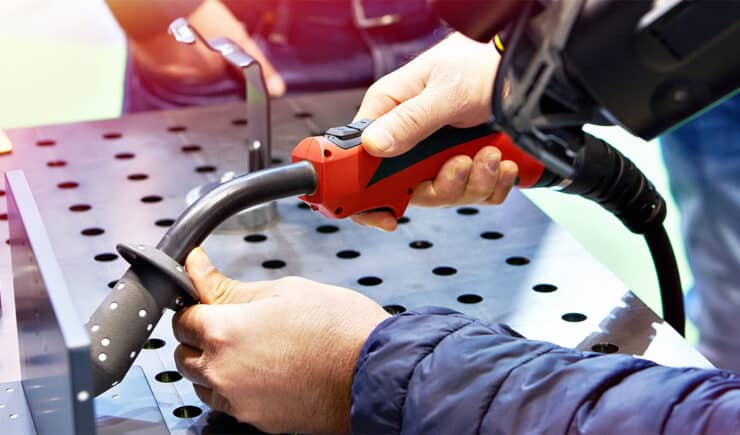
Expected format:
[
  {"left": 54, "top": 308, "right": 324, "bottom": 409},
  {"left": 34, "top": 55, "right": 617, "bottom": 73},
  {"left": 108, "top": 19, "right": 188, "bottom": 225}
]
[
  {"left": 210, "top": 277, "right": 237, "bottom": 303},
  {"left": 485, "top": 194, "right": 506, "bottom": 205},
  {"left": 435, "top": 183, "right": 460, "bottom": 203},
  {"left": 467, "top": 180, "right": 490, "bottom": 199},
  {"left": 201, "top": 322, "right": 229, "bottom": 347},
  {"left": 395, "top": 103, "right": 428, "bottom": 133},
  {"left": 203, "top": 366, "right": 226, "bottom": 391},
  {"left": 173, "top": 346, "right": 188, "bottom": 370},
  {"left": 211, "top": 393, "right": 232, "bottom": 415},
  {"left": 276, "top": 275, "right": 305, "bottom": 288}
]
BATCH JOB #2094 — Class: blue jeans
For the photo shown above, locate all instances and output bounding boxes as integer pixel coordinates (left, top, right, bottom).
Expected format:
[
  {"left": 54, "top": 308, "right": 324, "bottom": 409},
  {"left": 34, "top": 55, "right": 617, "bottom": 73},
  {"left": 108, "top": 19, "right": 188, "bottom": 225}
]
[{"left": 661, "top": 93, "right": 740, "bottom": 371}]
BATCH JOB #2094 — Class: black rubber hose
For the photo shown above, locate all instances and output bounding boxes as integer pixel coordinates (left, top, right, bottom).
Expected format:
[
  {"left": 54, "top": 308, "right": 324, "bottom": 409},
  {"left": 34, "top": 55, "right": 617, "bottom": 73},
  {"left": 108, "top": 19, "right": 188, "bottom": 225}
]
[
  {"left": 157, "top": 161, "right": 317, "bottom": 262},
  {"left": 645, "top": 226, "right": 685, "bottom": 335},
  {"left": 87, "top": 161, "right": 317, "bottom": 395}
]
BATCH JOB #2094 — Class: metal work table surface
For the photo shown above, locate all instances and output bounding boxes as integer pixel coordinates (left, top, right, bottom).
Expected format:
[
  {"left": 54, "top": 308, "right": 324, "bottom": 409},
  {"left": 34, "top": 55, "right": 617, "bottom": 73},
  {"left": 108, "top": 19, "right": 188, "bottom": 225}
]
[{"left": 0, "top": 89, "right": 710, "bottom": 434}]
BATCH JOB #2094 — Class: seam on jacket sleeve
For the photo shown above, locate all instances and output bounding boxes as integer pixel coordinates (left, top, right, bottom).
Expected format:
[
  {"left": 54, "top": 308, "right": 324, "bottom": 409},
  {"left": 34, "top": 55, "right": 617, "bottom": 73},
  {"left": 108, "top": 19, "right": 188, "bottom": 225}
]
[
  {"left": 476, "top": 345, "right": 559, "bottom": 435},
  {"left": 563, "top": 356, "right": 654, "bottom": 433},
  {"left": 396, "top": 318, "right": 475, "bottom": 433},
  {"left": 661, "top": 369, "right": 737, "bottom": 433}
]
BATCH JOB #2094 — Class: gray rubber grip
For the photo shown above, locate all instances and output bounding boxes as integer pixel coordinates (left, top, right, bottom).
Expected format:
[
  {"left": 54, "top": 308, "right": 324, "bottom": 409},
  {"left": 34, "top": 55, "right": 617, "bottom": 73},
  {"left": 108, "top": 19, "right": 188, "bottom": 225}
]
[{"left": 86, "top": 267, "right": 179, "bottom": 395}]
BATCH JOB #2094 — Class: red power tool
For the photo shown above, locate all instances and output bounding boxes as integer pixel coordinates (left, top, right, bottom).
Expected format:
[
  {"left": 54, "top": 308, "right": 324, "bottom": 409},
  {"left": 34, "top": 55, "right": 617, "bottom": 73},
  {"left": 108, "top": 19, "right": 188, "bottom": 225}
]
[{"left": 291, "top": 119, "right": 552, "bottom": 219}]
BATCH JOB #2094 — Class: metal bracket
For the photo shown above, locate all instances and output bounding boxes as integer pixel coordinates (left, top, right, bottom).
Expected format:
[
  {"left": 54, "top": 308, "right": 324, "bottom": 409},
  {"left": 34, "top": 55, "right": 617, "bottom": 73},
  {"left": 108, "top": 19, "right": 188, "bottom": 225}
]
[
  {"left": 168, "top": 18, "right": 278, "bottom": 230},
  {"left": 169, "top": 17, "right": 271, "bottom": 170}
]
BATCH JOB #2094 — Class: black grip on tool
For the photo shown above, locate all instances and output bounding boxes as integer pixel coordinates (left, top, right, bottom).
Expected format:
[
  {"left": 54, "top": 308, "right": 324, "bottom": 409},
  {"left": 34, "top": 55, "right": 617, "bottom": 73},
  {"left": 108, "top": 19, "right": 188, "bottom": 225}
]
[
  {"left": 561, "top": 132, "right": 666, "bottom": 234},
  {"left": 87, "top": 263, "right": 186, "bottom": 395}
]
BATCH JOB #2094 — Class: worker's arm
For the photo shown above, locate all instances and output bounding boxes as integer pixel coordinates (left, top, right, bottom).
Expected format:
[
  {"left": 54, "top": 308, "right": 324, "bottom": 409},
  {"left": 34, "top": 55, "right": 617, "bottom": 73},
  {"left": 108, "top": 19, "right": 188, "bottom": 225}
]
[
  {"left": 172, "top": 249, "right": 740, "bottom": 433},
  {"left": 353, "top": 33, "right": 518, "bottom": 231},
  {"left": 353, "top": 308, "right": 740, "bottom": 434},
  {"left": 105, "top": 0, "right": 285, "bottom": 95}
]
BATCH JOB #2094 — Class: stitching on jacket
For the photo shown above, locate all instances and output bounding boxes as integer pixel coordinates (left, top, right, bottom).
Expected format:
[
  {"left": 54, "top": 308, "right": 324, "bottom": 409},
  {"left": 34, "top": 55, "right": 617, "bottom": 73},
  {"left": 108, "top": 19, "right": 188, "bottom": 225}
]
[
  {"left": 562, "top": 357, "right": 654, "bottom": 434},
  {"left": 396, "top": 318, "right": 474, "bottom": 434},
  {"left": 476, "top": 345, "right": 559, "bottom": 435},
  {"left": 660, "top": 369, "right": 730, "bottom": 434}
]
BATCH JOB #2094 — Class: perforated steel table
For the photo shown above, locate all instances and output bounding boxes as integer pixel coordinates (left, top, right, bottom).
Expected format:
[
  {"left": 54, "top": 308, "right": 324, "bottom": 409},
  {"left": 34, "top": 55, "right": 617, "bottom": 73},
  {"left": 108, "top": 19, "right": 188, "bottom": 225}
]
[{"left": 0, "top": 89, "right": 711, "bottom": 434}]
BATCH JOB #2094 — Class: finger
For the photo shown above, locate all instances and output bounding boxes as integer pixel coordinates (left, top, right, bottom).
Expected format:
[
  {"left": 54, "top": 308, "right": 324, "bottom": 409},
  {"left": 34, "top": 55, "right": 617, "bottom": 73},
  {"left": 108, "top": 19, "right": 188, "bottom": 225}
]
[
  {"left": 351, "top": 211, "right": 398, "bottom": 232},
  {"left": 237, "top": 37, "right": 286, "bottom": 97},
  {"left": 354, "top": 62, "right": 428, "bottom": 122},
  {"left": 410, "top": 155, "right": 473, "bottom": 207},
  {"left": 194, "top": 384, "right": 232, "bottom": 416},
  {"left": 186, "top": 247, "right": 244, "bottom": 304},
  {"left": 174, "top": 344, "right": 211, "bottom": 387},
  {"left": 185, "top": 250, "right": 287, "bottom": 304},
  {"left": 485, "top": 160, "right": 518, "bottom": 205},
  {"left": 361, "top": 89, "right": 454, "bottom": 158},
  {"left": 172, "top": 304, "right": 210, "bottom": 348},
  {"left": 192, "top": 383, "right": 213, "bottom": 404},
  {"left": 463, "top": 147, "right": 501, "bottom": 202}
]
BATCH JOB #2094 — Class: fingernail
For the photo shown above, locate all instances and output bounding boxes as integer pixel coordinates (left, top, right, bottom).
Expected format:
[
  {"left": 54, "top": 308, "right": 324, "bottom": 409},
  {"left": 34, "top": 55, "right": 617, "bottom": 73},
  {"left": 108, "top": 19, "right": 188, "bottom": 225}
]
[
  {"left": 487, "top": 154, "right": 501, "bottom": 173},
  {"left": 187, "top": 247, "right": 212, "bottom": 277},
  {"left": 267, "top": 76, "right": 286, "bottom": 96},
  {"left": 363, "top": 126, "right": 395, "bottom": 153},
  {"left": 456, "top": 163, "right": 470, "bottom": 182}
]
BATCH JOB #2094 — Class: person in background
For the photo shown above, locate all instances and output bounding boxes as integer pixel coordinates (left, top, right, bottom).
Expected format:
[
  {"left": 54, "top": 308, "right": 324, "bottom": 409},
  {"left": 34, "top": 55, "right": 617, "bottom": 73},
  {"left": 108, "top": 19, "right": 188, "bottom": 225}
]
[
  {"left": 105, "top": 0, "right": 448, "bottom": 112},
  {"left": 661, "top": 94, "right": 740, "bottom": 372}
]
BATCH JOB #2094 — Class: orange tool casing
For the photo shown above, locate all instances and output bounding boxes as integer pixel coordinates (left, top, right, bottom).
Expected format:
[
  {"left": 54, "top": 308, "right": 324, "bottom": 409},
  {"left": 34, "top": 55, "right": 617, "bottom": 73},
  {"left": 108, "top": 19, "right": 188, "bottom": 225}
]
[{"left": 292, "top": 127, "right": 544, "bottom": 219}]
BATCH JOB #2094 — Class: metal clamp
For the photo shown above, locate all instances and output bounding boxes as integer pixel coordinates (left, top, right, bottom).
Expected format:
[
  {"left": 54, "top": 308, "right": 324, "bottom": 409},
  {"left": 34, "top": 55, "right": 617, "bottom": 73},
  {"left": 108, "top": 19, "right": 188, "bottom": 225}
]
[{"left": 169, "top": 18, "right": 278, "bottom": 230}]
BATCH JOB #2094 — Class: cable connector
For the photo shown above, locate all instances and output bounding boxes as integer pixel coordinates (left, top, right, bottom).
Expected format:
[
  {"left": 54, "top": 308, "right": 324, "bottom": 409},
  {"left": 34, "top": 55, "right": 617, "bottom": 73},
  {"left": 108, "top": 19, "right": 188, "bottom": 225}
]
[{"left": 561, "top": 132, "right": 666, "bottom": 234}]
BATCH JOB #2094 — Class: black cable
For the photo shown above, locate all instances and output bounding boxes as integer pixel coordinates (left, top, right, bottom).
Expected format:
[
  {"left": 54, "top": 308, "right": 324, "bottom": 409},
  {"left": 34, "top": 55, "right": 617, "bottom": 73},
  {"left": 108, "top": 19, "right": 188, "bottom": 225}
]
[
  {"left": 645, "top": 226, "right": 685, "bottom": 335},
  {"left": 157, "top": 161, "right": 317, "bottom": 262},
  {"left": 487, "top": 0, "right": 685, "bottom": 338}
]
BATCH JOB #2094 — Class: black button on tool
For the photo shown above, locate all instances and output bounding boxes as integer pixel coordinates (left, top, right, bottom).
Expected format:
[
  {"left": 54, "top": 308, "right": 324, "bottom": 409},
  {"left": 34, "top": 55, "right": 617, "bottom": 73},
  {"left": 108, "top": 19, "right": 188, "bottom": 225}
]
[
  {"left": 325, "top": 125, "right": 361, "bottom": 140},
  {"left": 347, "top": 119, "right": 372, "bottom": 132},
  {"left": 324, "top": 119, "right": 374, "bottom": 150}
]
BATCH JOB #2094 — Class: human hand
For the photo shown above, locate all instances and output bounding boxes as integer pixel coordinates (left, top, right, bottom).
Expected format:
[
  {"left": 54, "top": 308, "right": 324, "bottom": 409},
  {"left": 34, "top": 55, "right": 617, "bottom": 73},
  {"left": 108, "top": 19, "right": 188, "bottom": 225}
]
[
  {"left": 189, "top": 0, "right": 286, "bottom": 96},
  {"left": 172, "top": 248, "right": 390, "bottom": 433},
  {"left": 352, "top": 33, "right": 518, "bottom": 231},
  {"left": 116, "top": 0, "right": 286, "bottom": 97}
]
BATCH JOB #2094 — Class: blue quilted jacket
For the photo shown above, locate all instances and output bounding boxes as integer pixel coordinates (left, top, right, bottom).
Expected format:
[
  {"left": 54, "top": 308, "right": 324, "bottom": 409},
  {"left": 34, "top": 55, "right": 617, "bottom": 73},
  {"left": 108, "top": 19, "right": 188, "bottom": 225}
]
[{"left": 351, "top": 307, "right": 740, "bottom": 434}]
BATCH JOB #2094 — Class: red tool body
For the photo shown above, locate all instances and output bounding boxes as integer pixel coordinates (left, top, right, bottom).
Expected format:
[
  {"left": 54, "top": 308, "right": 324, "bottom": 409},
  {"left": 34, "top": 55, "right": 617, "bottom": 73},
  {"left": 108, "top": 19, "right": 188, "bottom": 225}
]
[{"left": 292, "top": 120, "right": 547, "bottom": 219}]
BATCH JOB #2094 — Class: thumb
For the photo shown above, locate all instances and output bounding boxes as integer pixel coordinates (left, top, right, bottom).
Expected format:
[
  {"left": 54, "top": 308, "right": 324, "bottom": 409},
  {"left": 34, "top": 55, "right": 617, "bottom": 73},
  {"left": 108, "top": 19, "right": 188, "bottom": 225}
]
[
  {"left": 185, "top": 247, "right": 239, "bottom": 305},
  {"left": 361, "top": 89, "right": 450, "bottom": 157}
]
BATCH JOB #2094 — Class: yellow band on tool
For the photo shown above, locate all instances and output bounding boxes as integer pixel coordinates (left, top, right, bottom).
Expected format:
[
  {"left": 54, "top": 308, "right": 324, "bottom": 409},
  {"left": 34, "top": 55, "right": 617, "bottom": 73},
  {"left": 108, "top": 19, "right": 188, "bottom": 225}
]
[{"left": 494, "top": 34, "right": 505, "bottom": 53}]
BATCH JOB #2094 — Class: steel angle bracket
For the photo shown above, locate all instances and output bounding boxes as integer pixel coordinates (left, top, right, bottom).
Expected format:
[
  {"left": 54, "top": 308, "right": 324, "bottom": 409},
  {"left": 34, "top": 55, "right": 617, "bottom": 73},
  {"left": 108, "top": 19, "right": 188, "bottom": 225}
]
[{"left": 6, "top": 170, "right": 95, "bottom": 434}]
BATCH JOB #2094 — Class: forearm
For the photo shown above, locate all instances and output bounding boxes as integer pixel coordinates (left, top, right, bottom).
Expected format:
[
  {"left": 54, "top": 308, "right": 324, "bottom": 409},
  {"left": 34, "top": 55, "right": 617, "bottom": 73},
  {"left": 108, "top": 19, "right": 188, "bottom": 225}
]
[{"left": 352, "top": 307, "right": 740, "bottom": 434}]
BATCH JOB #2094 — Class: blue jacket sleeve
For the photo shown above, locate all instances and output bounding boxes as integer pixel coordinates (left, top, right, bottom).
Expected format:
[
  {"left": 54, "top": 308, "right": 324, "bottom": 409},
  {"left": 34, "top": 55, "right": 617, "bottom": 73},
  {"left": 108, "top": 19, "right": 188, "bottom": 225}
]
[{"left": 351, "top": 307, "right": 740, "bottom": 434}]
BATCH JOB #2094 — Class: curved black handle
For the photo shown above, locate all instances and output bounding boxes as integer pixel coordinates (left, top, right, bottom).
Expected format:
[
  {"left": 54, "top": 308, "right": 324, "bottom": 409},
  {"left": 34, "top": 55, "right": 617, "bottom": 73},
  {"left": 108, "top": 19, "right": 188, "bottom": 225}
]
[{"left": 87, "top": 162, "right": 317, "bottom": 395}]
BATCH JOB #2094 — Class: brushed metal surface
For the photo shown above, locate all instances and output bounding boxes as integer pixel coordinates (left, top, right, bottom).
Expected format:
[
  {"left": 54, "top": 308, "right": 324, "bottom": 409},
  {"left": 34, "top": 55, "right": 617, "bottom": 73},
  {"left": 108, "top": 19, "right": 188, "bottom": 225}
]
[
  {"left": 0, "top": 381, "right": 36, "bottom": 435},
  {"left": 96, "top": 366, "right": 169, "bottom": 435},
  {"left": 5, "top": 171, "right": 95, "bottom": 434},
  {"left": 0, "top": 89, "right": 710, "bottom": 434}
]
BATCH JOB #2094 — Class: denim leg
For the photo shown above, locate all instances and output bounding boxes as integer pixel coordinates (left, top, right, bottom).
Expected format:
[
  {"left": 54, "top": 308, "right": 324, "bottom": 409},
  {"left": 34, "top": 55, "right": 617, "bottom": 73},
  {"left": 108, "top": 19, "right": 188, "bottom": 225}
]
[{"left": 661, "top": 93, "right": 740, "bottom": 371}]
